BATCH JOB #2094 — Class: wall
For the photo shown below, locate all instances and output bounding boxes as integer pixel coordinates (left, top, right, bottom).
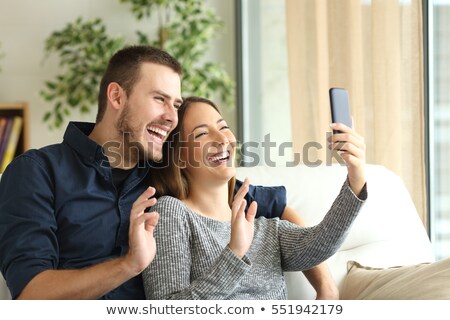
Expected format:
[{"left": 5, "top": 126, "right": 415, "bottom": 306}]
[{"left": 0, "top": 0, "right": 236, "bottom": 149}]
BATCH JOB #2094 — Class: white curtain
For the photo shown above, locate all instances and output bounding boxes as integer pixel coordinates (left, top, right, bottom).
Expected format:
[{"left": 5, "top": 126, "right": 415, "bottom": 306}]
[{"left": 286, "top": 0, "right": 426, "bottom": 223}]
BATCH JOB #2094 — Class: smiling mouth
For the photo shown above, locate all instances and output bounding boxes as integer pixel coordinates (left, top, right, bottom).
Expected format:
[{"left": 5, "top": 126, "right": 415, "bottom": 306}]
[
  {"left": 208, "top": 151, "right": 231, "bottom": 164},
  {"left": 146, "top": 126, "right": 168, "bottom": 142}
]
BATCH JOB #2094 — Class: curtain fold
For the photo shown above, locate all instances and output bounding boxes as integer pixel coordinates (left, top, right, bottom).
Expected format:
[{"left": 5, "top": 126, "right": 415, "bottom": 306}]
[{"left": 286, "top": 0, "right": 426, "bottom": 223}]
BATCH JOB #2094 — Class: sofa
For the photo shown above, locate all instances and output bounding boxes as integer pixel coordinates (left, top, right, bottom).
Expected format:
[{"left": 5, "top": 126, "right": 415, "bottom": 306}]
[
  {"left": 235, "top": 164, "right": 436, "bottom": 299},
  {"left": 0, "top": 164, "right": 436, "bottom": 299}
]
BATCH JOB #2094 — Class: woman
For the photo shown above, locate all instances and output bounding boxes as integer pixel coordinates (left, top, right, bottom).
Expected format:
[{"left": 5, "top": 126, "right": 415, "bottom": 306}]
[{"left": 142, "top": 96, "right": 367, "bottom": 299}]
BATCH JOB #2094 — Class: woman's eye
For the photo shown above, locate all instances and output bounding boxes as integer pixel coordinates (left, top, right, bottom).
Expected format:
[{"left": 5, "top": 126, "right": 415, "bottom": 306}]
[
  {"left": 195, "top": 132, "right": 207, "bottom": 138},
  {"left": 220, "top": 126, "right": 229, "bottom": 130}
]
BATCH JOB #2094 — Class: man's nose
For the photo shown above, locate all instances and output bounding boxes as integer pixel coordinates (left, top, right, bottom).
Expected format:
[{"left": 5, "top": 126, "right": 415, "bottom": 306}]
[{"left": 162, "top": 103, "right": 178, "bottom": 124}]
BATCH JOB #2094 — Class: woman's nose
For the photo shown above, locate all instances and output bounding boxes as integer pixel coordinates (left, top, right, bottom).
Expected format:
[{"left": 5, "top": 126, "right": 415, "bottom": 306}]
[{"left": 214, "top": 131, "right": 229, "bottom": 145}]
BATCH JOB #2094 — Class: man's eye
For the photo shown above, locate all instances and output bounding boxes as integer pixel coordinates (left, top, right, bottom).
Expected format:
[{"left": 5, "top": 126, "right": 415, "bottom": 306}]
[
  {"left": 155, "top": 96, "right": 164, "bottom": 102},
  {"left": 220, "top": 126, "right": 230, "bottom": 130}
]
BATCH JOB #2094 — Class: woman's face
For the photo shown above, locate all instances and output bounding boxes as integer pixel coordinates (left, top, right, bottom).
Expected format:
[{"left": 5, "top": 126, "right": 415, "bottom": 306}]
[{"left": 179, "top": 102, "right": 237, "bottom": 183}]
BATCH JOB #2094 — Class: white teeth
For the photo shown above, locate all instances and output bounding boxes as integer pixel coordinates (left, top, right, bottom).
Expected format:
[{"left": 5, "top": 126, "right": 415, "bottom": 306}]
[
  {"left": 209, "top": 151, "right": 230, "bottom": 162},
  {"left": 147, "top": 126, "right": 168, "bottom": 138}
]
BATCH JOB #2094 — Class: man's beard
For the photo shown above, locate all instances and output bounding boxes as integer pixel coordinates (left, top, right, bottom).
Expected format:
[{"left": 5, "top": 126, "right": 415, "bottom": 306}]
[{"left": 115, "top": 103, "right": 162, "bottom": 164}]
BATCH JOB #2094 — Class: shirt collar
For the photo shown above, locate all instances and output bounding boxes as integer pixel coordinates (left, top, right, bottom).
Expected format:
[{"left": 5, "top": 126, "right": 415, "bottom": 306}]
[
  {"left": 63, "top": 121, "right": 106, "bottom": 165},
  {"left": 63, "top": 121, "right": 153, "bottom": 171}
]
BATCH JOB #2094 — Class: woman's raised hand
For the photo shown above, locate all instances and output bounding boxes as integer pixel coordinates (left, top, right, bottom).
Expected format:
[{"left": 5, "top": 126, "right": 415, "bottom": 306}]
[
  {"left": 329, "top": 122, "right": 366, "bottom": 196},
  {"left": 228, "top": 178, "right": 258, "bottom": 258}
]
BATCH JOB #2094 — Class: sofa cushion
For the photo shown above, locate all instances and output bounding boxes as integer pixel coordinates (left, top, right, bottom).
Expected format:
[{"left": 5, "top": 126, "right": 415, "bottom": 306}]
[{"left": 341, "top": 257, "right": 450, "bottom": 299}]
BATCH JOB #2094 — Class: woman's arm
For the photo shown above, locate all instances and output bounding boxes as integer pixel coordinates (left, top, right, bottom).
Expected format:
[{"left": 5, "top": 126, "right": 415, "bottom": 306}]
[
  {"left": 142, "top": 196, "right": 252, "bottom": 300},
  {"left": 279, "top": 179, "right": 367, "bottom": 272},
  {"left": 281, "top": 207, "right": 339, "bottom": 300}
]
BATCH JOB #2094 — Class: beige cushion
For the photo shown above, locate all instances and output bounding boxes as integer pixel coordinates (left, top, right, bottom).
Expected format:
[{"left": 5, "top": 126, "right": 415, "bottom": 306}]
[{"left": 341, "top": 257, "right": 450, "bottom": 299}]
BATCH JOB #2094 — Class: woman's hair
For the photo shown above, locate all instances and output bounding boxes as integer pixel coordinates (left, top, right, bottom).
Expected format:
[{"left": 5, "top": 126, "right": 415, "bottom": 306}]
[{"left": 150, "top": 96, "right": 236, "bottom": 206}]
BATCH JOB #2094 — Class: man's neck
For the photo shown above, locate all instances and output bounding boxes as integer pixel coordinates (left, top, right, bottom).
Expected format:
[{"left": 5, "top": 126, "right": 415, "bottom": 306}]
[{"left": 88, "top": 122, "right": 137, "bottom": 169}]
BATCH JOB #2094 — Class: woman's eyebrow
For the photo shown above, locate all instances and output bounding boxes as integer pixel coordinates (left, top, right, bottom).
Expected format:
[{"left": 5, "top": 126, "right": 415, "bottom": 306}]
[{"left": 191, "top": 118, "right": 225, "bottom": 132}]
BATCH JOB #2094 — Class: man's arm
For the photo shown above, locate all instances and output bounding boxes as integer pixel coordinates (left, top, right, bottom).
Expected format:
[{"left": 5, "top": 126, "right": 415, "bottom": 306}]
[
  {"left": 281, "top": 206, "right": 339, "bottom": 300},
  {"left": 19, "top": 188, "right": 159, "bottom": 300},
  {"left": 18, "top": 258, "right": 139, "bottom": 299}
]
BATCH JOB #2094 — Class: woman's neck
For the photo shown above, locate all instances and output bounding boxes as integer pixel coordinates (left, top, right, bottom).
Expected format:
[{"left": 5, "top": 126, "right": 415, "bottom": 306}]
[{"left": 184, "top": 180, "right": 232, "bottom": 222}]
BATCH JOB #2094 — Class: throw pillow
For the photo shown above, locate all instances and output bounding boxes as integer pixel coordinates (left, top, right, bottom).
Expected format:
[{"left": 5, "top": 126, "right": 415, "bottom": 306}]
[{"left": 341, "top": 257, "right": 450, "bottom": 299}]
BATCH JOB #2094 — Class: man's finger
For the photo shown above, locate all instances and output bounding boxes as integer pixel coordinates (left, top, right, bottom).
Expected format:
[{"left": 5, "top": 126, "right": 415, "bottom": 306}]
[{"left": 145, "top": 211, "right": 160, "bottom": 232}]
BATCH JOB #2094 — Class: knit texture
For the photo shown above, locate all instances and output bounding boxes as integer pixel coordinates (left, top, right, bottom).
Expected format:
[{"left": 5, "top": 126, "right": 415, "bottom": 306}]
[{"left": 142, "top": 179, "right": 367, "bottom": 300}]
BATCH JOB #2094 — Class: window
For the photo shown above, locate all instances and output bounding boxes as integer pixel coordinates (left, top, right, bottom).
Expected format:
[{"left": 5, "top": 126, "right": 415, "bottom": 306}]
[
  {"left": 238, "top": 0, "right": 449, "bottom": 260},
  {"left": 428, "top": 0, "right": 450, "bottom": 260},
  {"left": 236, "top": 0, "right": 292, "bottom": 166}
]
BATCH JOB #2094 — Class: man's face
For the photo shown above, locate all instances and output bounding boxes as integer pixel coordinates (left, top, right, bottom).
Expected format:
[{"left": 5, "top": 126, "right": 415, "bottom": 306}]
[{"left": 116, "top": 62, "right": 182, "bottom": 162}]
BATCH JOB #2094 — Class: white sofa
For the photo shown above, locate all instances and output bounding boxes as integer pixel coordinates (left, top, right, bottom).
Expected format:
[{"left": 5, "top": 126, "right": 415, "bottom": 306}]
[
  {"left": 235, "top": 164, "right": 434, "bottom": 299},
  {"left": 0, "top": 164, "right": 434, "bottom": 299}
]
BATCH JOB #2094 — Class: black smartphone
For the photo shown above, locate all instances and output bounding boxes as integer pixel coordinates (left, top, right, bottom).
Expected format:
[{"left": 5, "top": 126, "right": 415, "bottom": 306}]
[{"left": 329, "top": 88, "right": 352, "bottom": 134}]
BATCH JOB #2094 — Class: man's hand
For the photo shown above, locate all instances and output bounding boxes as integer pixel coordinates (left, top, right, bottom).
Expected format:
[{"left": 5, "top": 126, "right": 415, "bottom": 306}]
[
  {"left": 126, "top": 187, "right": 160, "bottom": 275},
  {"left": 228, "top": 178, "right": 257, "bottom": 258}
]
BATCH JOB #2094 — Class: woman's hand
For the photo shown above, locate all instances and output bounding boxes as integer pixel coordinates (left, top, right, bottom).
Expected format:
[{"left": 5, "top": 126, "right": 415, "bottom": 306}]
[
  {"left": 126, "top": 187, "right": 160, "bottom": 275},
  {"left": 228, "top": 178, "right": 258, "bottom": 258},
  {"left": 329, "top": 123, "right": 366, "bottom": 196}
]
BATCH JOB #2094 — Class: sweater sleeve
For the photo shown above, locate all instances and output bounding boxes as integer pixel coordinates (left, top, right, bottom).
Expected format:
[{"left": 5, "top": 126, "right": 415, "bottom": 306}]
[
  {"left": 279, "top": 178, "right": 367, "bottom": 271},
  {"left": 142, "top": 196, "right": 252, "bottom": 300}
]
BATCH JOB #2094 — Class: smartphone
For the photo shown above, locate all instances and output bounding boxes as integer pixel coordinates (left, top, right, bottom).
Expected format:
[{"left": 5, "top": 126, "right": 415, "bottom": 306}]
[{"left": 329, "top": 88, "right": 352, "bottom": 134}]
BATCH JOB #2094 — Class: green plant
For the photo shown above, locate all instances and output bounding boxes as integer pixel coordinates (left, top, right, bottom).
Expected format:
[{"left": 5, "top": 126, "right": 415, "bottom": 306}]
[
  {"left": 41, "top": 18, "right": 124, "bottom": 128},
  {"left": 41, "top": 0, "right": 235, "bottom": 129}
]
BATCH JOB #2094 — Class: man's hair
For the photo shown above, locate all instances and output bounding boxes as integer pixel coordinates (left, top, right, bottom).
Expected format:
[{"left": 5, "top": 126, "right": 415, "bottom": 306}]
[
  {"left": 150, "top": 96, "right": 236, "bottom": 206},
  {"left": 96, "top": 45, "right": 183, "bottom": 122}
]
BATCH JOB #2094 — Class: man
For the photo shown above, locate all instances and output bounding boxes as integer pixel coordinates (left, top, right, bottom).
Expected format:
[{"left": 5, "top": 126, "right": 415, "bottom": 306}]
[{"left": 0, "top": 45, "right": 337, "bottom": 299}]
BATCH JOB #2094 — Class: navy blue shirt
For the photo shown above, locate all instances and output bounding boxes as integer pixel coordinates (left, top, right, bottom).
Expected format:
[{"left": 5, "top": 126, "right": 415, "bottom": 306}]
[
  {"left": 0, "top": 122, "right": 286, "bottom": 299},
  {"left": 235, "top": 180, "right": 286, "bottom": 219}
]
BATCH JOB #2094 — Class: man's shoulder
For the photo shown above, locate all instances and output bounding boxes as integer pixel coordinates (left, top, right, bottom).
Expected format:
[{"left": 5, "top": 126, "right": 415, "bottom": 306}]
[
  {"left": 16, "top": 143, "right": 66, "bottom": 163},
  {"left": 3, "top": 142, "right": 70, "bottom": 177}
]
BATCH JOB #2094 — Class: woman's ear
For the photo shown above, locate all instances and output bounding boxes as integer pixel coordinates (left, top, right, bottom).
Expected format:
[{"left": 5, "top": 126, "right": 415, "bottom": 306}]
[{"left": 106, "top": 82, "right": 125, "bottom": 110}]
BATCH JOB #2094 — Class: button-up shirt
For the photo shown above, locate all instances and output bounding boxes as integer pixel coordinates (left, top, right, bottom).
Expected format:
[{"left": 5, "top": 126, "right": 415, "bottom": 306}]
[{"left": 0, "top": 122, "right": 286, "bottom": 299}]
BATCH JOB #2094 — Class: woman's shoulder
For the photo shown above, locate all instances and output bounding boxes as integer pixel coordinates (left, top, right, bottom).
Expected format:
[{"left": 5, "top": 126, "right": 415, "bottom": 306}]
[
  {"left": 152, "top": 196, "right": 189, "bottom": 217},
  {"left": 156, "top": 195, "right": 184, "bottom": 205}
]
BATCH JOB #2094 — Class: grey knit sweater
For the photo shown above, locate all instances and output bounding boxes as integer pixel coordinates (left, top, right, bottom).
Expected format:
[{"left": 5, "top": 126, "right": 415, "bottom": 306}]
[{"left": 142, "top": 180, "right": 367, "bottom": 300}]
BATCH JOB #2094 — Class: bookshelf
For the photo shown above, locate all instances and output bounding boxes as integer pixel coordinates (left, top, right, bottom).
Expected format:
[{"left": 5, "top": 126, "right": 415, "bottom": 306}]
[{"left": 0, "top": 102, "right": 29, "bottom": 173}]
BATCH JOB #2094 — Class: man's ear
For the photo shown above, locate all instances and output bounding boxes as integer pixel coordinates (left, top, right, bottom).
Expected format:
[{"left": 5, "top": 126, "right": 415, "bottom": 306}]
[{"left": 107, "top": 82, "right": 125, "bottom": 110}]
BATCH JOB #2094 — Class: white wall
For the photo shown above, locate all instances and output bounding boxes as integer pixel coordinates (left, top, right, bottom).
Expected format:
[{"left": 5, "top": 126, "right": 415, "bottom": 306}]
[{"left": 0, "top": 0, "right": 236, "bottom": 149}]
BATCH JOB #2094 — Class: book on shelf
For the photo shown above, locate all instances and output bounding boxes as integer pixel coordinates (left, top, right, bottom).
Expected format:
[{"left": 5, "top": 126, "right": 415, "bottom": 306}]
[
  {"left": 0, "top": 116, "right": 23, "bottom": 172},
  {"left": 0, "top": 117, "right": 8, "bottom": 159},
  {"left": 0, "top": 117, "right": 14, "bottom": 166}
]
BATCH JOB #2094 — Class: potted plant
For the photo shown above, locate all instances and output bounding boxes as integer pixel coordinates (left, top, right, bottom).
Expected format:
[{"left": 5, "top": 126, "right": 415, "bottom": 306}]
[{"left": 41, "top": 0, "right": 234, "bottom": 129}]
